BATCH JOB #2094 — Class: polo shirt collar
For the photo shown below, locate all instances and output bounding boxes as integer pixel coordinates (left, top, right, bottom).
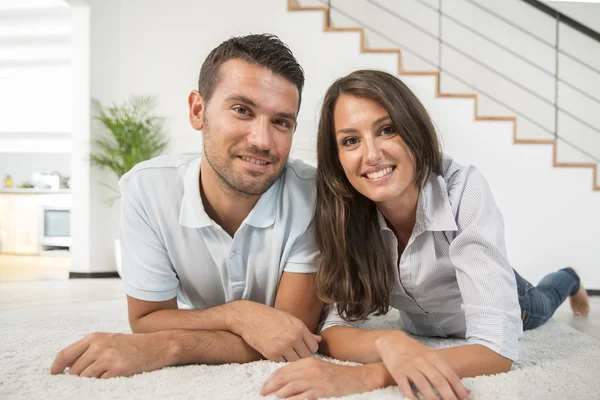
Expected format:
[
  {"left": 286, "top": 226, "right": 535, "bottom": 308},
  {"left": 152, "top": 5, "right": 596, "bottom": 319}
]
[
  {"left": 179, "top": 156, "right": 280, "bottom": 229},
  {"left": 179, "top": 157, "right": 213, "bottom": 228},
  {"left": 242, "top": 174, "right": 280, "bottom": 229}
]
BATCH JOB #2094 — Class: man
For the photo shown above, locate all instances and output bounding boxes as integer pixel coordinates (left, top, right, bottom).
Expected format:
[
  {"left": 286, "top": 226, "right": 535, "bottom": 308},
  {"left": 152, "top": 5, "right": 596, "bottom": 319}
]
[{"left": 51, "top": 34, "right": 323, "bottom": 379}]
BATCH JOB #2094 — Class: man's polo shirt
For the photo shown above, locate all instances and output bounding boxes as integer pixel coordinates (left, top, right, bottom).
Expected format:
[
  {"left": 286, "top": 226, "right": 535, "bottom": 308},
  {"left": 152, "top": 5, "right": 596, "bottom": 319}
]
[{"left": 118, "top": 154, "right": 319, "bottom": 309}]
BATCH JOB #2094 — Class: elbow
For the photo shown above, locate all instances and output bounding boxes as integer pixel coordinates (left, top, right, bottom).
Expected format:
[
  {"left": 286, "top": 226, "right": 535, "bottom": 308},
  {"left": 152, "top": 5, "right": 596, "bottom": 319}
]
[
  {"left": 498, "top": 358, "right": 513, "bottom": 373},
  {"left": 128, "top": 318, "right": 143, "bottom": 333},
  {"left": 129, "top": 316, "right": 153, "bottom": 334}
]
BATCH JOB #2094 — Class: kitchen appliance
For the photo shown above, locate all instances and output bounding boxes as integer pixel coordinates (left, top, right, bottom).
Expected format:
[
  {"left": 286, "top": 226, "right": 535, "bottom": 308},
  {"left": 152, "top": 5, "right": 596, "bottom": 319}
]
[{"left": 39, "top": 194, "right": 71, "bottom": 254}]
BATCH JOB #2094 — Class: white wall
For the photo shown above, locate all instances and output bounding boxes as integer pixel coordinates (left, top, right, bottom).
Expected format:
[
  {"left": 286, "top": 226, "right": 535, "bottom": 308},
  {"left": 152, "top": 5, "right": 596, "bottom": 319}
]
[
  {"left": 81, "top": 0, "right": 600, "bottom": 288},
  {"left": 0, "top": 2, "right": 72, "bottom": 180},
  {"left": 545, "top": 0, "right": 600, "bottom": 32},
  {"left": 317, "top": 0, "right": 600, "bottom": 178}
]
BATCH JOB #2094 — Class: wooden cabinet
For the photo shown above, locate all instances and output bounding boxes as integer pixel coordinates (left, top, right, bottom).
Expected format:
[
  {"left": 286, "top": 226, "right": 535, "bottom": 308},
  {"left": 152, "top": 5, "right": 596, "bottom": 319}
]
[{"left": 0, "top": 193, "right": 41, "bottom": 254}]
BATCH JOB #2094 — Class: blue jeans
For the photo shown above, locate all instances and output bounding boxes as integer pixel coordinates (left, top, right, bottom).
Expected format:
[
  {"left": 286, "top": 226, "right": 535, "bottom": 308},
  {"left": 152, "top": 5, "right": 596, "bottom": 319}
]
[{"left": 514, "top": 267, "right": 580, "bottom": 330}]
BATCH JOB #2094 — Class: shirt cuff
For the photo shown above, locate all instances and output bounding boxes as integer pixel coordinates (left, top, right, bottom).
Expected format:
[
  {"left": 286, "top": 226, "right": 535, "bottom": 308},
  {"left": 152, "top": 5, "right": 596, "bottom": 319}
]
[
  {"left": 317, "top": 304, "right": 361, "bottom": 334},
  {"left": 283, "top": 261, "right": 318, "bottom": 273},
  {"left": 465, "top": 314, "right": 522, "bottom": 362},
  {"left": 124, "top": 284, "right": 178, "bottom": 302}
]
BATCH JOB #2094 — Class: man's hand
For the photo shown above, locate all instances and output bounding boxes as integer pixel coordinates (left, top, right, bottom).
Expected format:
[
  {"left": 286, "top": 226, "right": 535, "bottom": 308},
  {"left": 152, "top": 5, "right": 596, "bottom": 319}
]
[
  {"left": 375, "top": 333, "right": 470, "bottom": 400},
  {"left": 50, "top": 332, "right": 174, "bottom": 379},
  {"left": 226, "top": 300, "right": 321, "bottom": 362},
  {"left": 261, "top": 357, "right": 379, "bottom": 399}
]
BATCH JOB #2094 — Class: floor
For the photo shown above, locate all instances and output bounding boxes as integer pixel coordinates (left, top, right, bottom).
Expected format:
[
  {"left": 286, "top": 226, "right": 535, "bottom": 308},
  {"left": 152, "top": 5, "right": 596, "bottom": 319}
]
[
  {"left": 0, "top": 278, "right": 599, "bottom": 340},
  {"left": 0, "top": 254, "right": 70, "bottom": 283}
]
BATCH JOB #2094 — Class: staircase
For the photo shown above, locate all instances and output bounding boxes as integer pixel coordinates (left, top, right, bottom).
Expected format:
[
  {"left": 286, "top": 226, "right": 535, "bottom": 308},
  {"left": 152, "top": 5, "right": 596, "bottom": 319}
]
[{"left": 289, "top": 0, "right": 600, "bottom": 191}]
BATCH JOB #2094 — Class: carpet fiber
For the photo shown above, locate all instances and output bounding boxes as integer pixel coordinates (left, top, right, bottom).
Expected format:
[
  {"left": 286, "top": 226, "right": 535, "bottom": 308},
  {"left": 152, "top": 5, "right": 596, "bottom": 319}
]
[{"left": 1, "top": 299, "right": 599, "bottom": 399}]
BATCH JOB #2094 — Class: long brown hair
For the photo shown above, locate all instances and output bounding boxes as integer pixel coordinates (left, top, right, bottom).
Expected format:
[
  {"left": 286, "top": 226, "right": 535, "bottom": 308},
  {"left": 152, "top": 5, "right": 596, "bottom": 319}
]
[{"left": 315, "top": 70, "right": 442, "bottom": 321}]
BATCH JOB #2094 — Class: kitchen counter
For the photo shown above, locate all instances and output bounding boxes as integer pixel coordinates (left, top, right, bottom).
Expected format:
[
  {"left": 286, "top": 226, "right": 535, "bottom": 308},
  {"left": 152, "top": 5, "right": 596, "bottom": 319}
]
[{"left": 0, "top": 188, "right": 71, "bottom": 194}]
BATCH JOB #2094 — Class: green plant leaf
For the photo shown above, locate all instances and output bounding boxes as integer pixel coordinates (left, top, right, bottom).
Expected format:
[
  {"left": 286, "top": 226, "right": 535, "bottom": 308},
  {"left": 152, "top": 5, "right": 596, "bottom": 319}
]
[{"left": 90, "top": 95, "right": 170, "bottom": 182}]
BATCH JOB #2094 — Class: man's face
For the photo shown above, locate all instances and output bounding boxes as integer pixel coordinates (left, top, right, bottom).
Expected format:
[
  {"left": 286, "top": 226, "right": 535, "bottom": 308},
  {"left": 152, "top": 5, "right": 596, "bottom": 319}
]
[{"left": 190, "top": 59, "right": 299, "bottom": 196}]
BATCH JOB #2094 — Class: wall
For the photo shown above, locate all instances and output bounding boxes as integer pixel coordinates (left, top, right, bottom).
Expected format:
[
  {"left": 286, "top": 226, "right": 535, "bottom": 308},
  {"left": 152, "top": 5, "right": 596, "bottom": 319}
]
[
  {"left": 0, "top": 1, "right": 72, "bottom": 188},
  {"left": 317, "top": 0, "right": 600, "bottom": 177},
  {"left": 0, "top": 153, "right": 70, "bottom": 185},
  {"left": 545, "top": 0, "right": 600, "bottom": 32},
  {"left": 80, "top": 0, "right": 600, "bottom": 288}
]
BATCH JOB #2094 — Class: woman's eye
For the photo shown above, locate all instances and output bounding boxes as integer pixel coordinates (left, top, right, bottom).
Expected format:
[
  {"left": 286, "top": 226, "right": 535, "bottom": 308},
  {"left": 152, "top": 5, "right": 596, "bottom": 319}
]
[
  {"left": 380, "top": 125, "right": 396, "bottom": 136},
  {"left": 342, "top": 137, "right": 358, "bottom": 147}
]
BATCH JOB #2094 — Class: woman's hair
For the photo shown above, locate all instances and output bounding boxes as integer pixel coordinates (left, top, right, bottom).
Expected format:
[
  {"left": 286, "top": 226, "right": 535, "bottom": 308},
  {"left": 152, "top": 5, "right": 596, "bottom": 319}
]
[{"left": 315, "top": 69, "right": 442, "bottom": 320}]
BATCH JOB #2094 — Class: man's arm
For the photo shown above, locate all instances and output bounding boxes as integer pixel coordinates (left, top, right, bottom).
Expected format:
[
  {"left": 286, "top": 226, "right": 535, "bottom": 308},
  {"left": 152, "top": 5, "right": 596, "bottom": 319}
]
[
  {"left": 127, "top": 271, "right": 323, "bottom": 359},
  {"left": 51, "top": 272, "right": 323, "bottom": 377},
  {"left": 50, "top": 329, "right": 263, "bottom": 379},
  {"left": 128, "top": 272, "right": 322, "bottom": 334}
]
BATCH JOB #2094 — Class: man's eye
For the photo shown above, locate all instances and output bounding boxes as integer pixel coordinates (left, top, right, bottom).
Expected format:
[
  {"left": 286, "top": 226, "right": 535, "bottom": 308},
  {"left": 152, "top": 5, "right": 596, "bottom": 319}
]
[
  {"left": 342, "top": 137, "right": 358, "bottom": 147},
  {"left": 234, "top": 106, "right": 249, "bottom": 115},
  {"left": 274, "top": 119, "right": 290, "bottom": 128}
]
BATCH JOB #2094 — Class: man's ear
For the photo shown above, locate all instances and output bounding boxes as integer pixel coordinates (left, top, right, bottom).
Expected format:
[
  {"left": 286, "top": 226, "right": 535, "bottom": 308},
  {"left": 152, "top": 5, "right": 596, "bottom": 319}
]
[{"left": 188, "top": 90, "right": 205, "bottom": 131}]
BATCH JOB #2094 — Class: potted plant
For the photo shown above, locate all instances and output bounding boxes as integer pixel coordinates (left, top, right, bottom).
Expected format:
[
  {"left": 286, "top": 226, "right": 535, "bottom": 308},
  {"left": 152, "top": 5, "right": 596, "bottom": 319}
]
[{"left": 90, "top": 95, "right": 169, "bottom": 275}]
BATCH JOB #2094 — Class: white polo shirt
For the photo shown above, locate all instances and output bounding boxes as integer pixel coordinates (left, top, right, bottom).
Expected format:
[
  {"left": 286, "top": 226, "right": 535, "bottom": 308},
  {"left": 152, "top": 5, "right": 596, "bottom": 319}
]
[{"left": 118, "top": 154, "right": 319, "bottom": 309}]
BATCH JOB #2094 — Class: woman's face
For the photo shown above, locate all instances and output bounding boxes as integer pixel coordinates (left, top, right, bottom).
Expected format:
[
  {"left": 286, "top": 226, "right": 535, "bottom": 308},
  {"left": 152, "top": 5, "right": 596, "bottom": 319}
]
[{"left": 333, "top": 94, "right": 417, "bottom": 204}]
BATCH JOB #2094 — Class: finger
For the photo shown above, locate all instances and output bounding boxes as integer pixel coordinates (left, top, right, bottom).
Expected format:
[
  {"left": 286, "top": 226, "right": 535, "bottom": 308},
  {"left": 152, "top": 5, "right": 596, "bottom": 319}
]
[
  {"left": 79, "top": 362, "right": 108, "bottom": 379},
  {"left": 302, "top": 332, "right": 319, "bottom": 354},
  {"left": 68, "top": 350, "right": 97, "bottom": 377},
  {"left": 100, "top": 370, "right": 116, "bottom": 379},
  {"left": 261, "top": 368, "right": 288, "bottom": 395},
  {"left": 415, "top": 356, "right": 460, "bottom": 400},
  {"left": 283, "top": 348, "right": 300, "bottom": 362},
  {"left": 433, "top": 357, "right": 469, "bottom": 400},
  {"left": 265, "top": 353, "right": 286, "bottom": 362},
  {"left": 294, "top": 340, "right": 313, "bottom": 359},
  {"left": 313, "top": 334, "right": 322, "bottom": 343},
  {"left": 287, "top": 391, "right": 318, "bottom": 400},
  {"left": 275, "top": 381, "right": 312, "bottom": 399},
  {"left": 50, "top": 338, "right": 90, "bottom": 375},
  {"left": 405, "top": 369, "right": 440, "bottom": 400},
  {"left": 396, "top": 376, "right": 419, "bottom": 400}
]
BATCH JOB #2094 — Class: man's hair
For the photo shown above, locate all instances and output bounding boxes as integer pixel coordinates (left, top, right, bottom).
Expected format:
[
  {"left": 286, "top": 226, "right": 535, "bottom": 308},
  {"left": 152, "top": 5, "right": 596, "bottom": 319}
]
[
  {"left": 198, "top": 33, "right": 305, "bottom": 108},
  {"left": 315, "top": 69, "right": 443, "bottom": 321}
]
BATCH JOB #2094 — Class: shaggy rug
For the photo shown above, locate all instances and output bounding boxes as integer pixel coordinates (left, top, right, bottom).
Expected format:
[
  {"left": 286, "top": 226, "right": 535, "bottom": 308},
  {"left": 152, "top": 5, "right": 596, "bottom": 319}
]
[{"left": 1, "top": 299, "right": 599, "bottom": 399}]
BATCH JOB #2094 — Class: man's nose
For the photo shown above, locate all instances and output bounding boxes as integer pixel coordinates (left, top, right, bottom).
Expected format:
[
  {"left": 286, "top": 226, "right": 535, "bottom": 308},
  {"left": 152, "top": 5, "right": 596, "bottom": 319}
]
[{"left": 246, "top": 118, "right": 273, "bottom": 151}]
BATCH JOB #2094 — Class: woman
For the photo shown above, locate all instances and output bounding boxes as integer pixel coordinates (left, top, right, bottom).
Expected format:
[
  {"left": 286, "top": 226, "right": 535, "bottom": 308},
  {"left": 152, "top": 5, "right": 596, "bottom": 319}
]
[{"left": 261, "top": 70, "right": 590, "bottom": 400}]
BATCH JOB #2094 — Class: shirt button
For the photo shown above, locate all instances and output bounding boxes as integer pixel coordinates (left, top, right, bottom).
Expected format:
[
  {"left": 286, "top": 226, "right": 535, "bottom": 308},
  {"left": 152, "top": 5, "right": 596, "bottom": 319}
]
[{"left": 230, "top": 251, "right": 236, "bottom": 259}]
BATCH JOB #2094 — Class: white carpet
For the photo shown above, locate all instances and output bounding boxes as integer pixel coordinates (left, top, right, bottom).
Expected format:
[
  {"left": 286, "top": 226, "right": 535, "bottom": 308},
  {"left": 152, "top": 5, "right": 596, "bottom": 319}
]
[{"left": 1, "top": 299, "right": 600, "bottom": 400}]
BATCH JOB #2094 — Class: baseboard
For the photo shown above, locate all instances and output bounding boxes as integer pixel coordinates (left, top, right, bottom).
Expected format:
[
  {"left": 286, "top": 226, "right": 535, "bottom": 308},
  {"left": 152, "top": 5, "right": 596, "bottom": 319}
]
[
  {"left": 69, "top": 272, "right": 120, "bottom": 279},
  {"left": 65, "top": 272, "right": 600, "bottom": 292}
]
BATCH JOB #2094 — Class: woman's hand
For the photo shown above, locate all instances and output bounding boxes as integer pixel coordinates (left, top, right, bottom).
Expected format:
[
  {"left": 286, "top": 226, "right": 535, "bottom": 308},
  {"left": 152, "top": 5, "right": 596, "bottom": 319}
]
[
  {"left": 376, "top": 333, "right": 470, "bottom": 400},
  {"left": 260, "top": 357, "right": 381, "bottom": 400}
]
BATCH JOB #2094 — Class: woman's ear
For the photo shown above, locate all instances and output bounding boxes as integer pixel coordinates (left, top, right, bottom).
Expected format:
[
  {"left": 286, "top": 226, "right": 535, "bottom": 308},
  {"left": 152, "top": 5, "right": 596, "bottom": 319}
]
[{"left": 188, "top": 90, "right": 204, "bottom": 131}]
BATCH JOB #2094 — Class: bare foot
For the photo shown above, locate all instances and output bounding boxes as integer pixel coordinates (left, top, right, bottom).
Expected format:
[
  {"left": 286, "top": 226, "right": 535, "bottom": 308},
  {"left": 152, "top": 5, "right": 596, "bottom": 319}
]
[{"left": 569, "top": 272, "right": 590, "bottom": 316}]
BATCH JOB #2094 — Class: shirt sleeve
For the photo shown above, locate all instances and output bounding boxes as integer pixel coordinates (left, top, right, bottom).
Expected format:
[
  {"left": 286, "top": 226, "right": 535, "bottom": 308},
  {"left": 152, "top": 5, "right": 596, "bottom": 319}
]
[
  {"left": 317, "top": 304, "right": 361, "bottom": 334},
  {"left": 119, "top": 174, "right": 179, "bottom": 302},
  {"left": 282, "top": 219, "right": 321, "bottom": 274},
  {"left": 448, "top": 167, "right": 523, "bottom": 362}
]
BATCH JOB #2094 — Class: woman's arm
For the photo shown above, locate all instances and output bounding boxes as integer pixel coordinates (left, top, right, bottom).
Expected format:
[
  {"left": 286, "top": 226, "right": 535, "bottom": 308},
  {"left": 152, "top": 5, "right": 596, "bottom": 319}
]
[
  {"left": 375, "top": 331, "right": 512, "bottom": 378},
  {"left": 447, "top": 167, "right": 523, "bottom": 365},
  {"left": 323, "top": 326, "right": 511, "bottom": 377},
  {"left": 320, "top": 326, "right": 426, "bottom": 363}
]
